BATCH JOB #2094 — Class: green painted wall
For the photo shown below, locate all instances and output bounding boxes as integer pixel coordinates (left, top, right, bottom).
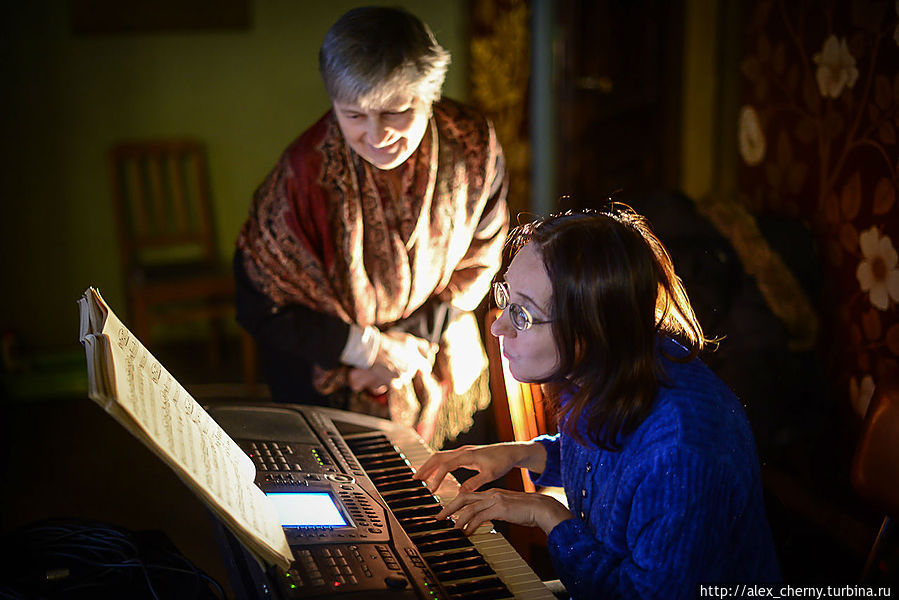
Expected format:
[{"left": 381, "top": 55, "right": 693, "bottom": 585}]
[{"left": 0, "top": 1, "right": 468, "bottom": 351}]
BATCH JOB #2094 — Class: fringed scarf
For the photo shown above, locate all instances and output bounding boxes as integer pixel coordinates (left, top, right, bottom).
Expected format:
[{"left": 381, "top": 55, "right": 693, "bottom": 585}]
[{"left": 237, "top": 99, "right": 508, "bottom": 448}]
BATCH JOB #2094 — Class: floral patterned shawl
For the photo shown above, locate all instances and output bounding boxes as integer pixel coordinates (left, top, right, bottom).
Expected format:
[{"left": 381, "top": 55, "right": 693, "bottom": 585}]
[{"left": 237, "top": 99, "right": 508, "bottom": 447}]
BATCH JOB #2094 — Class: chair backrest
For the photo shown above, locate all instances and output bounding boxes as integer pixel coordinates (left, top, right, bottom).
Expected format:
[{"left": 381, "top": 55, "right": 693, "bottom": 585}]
[
  {"left": 109, "top": 139, "right": 218, "bottom": 277},
  {"left": 484, "top": 308, "right": 556, "bottom": 493},
  {"left": 851, "top": 372, "right": 899, "bottom": 518}
]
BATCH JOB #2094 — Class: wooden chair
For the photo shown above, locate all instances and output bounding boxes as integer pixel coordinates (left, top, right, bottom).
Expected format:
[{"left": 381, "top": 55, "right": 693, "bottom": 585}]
[
  {"left": 108, "top": 139, "right": 256, "bottom": 391},
  {"left": 850, "top": 370, "right": 899, "bottom": 583}
]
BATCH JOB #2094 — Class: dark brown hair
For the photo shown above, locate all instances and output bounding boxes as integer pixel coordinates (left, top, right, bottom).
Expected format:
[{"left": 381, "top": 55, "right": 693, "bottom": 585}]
[{"left": 510, "top": 206, "right": 706, "bottom": 450}]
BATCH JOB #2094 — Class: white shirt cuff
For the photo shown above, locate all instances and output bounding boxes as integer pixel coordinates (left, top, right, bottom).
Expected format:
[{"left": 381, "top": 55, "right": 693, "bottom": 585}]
[{"left": 340, "top": 324, "right": 380, "bottom": 369}]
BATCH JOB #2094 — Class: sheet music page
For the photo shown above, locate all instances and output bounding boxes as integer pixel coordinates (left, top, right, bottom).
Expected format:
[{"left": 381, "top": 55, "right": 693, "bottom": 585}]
[{"left": 78, "top": 287, "right": 292, "bottom": 570}]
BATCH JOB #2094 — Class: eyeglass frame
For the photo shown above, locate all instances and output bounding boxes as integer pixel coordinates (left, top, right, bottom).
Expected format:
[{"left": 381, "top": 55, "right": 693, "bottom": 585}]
[{"left": 493, "top": 281, "right": 553, "bottom": 331}]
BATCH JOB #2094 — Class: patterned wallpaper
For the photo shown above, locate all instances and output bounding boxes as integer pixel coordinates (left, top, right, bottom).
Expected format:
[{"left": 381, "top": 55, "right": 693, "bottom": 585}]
[{"left": 738, "top": 0, "right": 899, "bottom": 419}]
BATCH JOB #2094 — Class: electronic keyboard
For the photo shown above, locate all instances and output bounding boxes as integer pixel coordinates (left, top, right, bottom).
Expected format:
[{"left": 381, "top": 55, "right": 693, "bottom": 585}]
[{"left": 207, "top": 403, "right": 553, "bottom": 600}]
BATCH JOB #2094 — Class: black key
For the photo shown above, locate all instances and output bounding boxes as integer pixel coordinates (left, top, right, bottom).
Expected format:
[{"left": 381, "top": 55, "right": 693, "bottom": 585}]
[
  {"left": 387, "top": 495, "right": 442, "bottom": 510},
  {"left": 421, "top": 548, "right": 482, "bottom": 566},
  {"left": 392, "top": 504, "right": 442, "bottom": 519},
  {"left": 402, "top": 518, "right": 454, "bottom": 534},
  {"left": 443, "top": 578, "right": 512, "bottom": 599},
  {"left": 376, "top": 479, "right": 430, "bottom": 492}
]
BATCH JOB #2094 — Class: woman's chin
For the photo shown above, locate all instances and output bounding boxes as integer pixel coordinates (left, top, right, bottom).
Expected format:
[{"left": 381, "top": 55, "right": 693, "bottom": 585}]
[
  {"left": 362, "top": 145, "right": 410, "bottom": 170},
  {"left": 370, "top": 158, "right": 405, "bottom": 170},
  {"left": 508, "top": 363, "right": 556, "bottom": 386},
  {"left": 508, "top": 366, "right": 535, "bottom": 385}
]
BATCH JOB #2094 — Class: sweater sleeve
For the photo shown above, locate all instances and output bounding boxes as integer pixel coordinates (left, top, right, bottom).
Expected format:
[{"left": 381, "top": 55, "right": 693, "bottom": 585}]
[
  {"left": 546, "top": 448, "right": 744, "bottom": 600},
  {"left": 529, "top": 433, "right": 563, "bottom": 488}
]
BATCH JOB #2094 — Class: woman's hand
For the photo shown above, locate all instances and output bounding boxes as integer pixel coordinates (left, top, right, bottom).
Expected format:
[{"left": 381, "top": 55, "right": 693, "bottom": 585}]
[
  {"left": 348, "top": 331, "right": 436, "bottom": 395},
  {"left": 436, "top": 488, "right": 573, "bottom": 535},
  {"left": 413, "top": 442, "right": 547, "bottom": 493},
  {"left": 375, "top": 331, "right": 436, "bottom": 383},
  {"left": 347, "top": 365, "right": 394, "bottom": 395}
]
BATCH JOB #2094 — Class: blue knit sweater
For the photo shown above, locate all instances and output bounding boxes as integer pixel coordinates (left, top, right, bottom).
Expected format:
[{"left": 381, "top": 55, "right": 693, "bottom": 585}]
[{"left": 531, "top": 339, "right": 780, "bottom": 599}]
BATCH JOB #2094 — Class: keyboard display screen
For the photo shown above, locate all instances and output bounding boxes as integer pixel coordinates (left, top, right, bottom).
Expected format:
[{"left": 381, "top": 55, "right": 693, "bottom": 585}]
[{"left": 266, "top": 492, "right": 348, "bottom": 527}]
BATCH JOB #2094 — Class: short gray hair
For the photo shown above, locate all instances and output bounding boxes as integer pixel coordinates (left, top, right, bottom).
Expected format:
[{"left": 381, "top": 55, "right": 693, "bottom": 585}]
[{"left": 319, "top": 6, "right": 451, "bottom": 108}]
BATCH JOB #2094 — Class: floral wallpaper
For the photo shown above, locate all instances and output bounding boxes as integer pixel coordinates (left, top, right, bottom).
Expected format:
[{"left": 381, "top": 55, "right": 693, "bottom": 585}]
[{"left": 738, "top": 0, "right": 899, "bottom": 420}]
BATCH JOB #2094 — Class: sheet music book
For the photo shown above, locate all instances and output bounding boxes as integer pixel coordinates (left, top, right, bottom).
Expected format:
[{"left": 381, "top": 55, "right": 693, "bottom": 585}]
[{"left": 77, "top": 287, "right": 292, "bottom": 571}]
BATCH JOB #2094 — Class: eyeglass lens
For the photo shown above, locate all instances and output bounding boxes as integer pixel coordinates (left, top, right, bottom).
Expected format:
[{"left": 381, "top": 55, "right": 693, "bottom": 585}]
[{"left": 494, "top": 282, "right": 531, "bottom": 330}]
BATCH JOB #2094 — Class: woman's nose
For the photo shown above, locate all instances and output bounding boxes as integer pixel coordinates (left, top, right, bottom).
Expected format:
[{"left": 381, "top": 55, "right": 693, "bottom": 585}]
[
  {"left": 491, "top": 309, "right": 515, "bottom": 338},
  {"left": 366, "top": 118, "right": 390, "bottom": 147}
]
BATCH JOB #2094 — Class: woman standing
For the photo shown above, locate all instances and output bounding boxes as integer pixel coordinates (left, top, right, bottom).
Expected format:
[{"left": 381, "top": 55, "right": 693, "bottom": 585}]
[
  {"left": 235, "top": 7, "right": 508, "bottom": 448},
  {"left": 415, "top": 207, "right": 780, "bottom": 598}
]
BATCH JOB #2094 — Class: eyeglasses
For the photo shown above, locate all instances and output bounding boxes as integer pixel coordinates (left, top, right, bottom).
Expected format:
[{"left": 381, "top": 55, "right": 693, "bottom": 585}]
[{"left": 493, "top": 281, "right": 552, "bottom": 331}]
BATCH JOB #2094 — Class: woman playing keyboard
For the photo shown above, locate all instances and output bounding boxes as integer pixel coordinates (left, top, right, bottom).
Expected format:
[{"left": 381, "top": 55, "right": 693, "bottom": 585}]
[{"left": 415, "top": 206, "right": 780, "bottom": 599}]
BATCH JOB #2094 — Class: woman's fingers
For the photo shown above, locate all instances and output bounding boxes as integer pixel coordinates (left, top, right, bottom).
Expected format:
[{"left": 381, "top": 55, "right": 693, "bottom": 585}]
[
  {"left": 434, "top": 490, "right": 473, "bottom": 521},
  {"left": 378, "top": 331, "right": 433, "bottom": 376},
  {"left": 457, "top": 471, "right": 494, "bottom": 493},
  {"left": 451, "top": 498, "right": 494, "bottom": 534},
  {"left": 418, "top": 456, "right": 474, "bottom": 493},
  {"left": 435, "top": 489, "right": 573, "bottom": 536},
  {"left": 422, "top": 464, "right": 454, "bottom": 492},
  {"left": 437, "top": 490, "right": 526, "bottom": 535},
  {"left": 415, "top": 444, "right": 521, "bottom": 493},
  {"left": 347, "top": 368, "right": 366, "bottom": 392},
  {"left": 348, "top": 367, "right": 396, "bottom": 395},
  {"left": 413, "top": 452, "right": 445, "bottom": 482},
  {"left": 413, "top": 446, "right": 475, "bottom": 491}
]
